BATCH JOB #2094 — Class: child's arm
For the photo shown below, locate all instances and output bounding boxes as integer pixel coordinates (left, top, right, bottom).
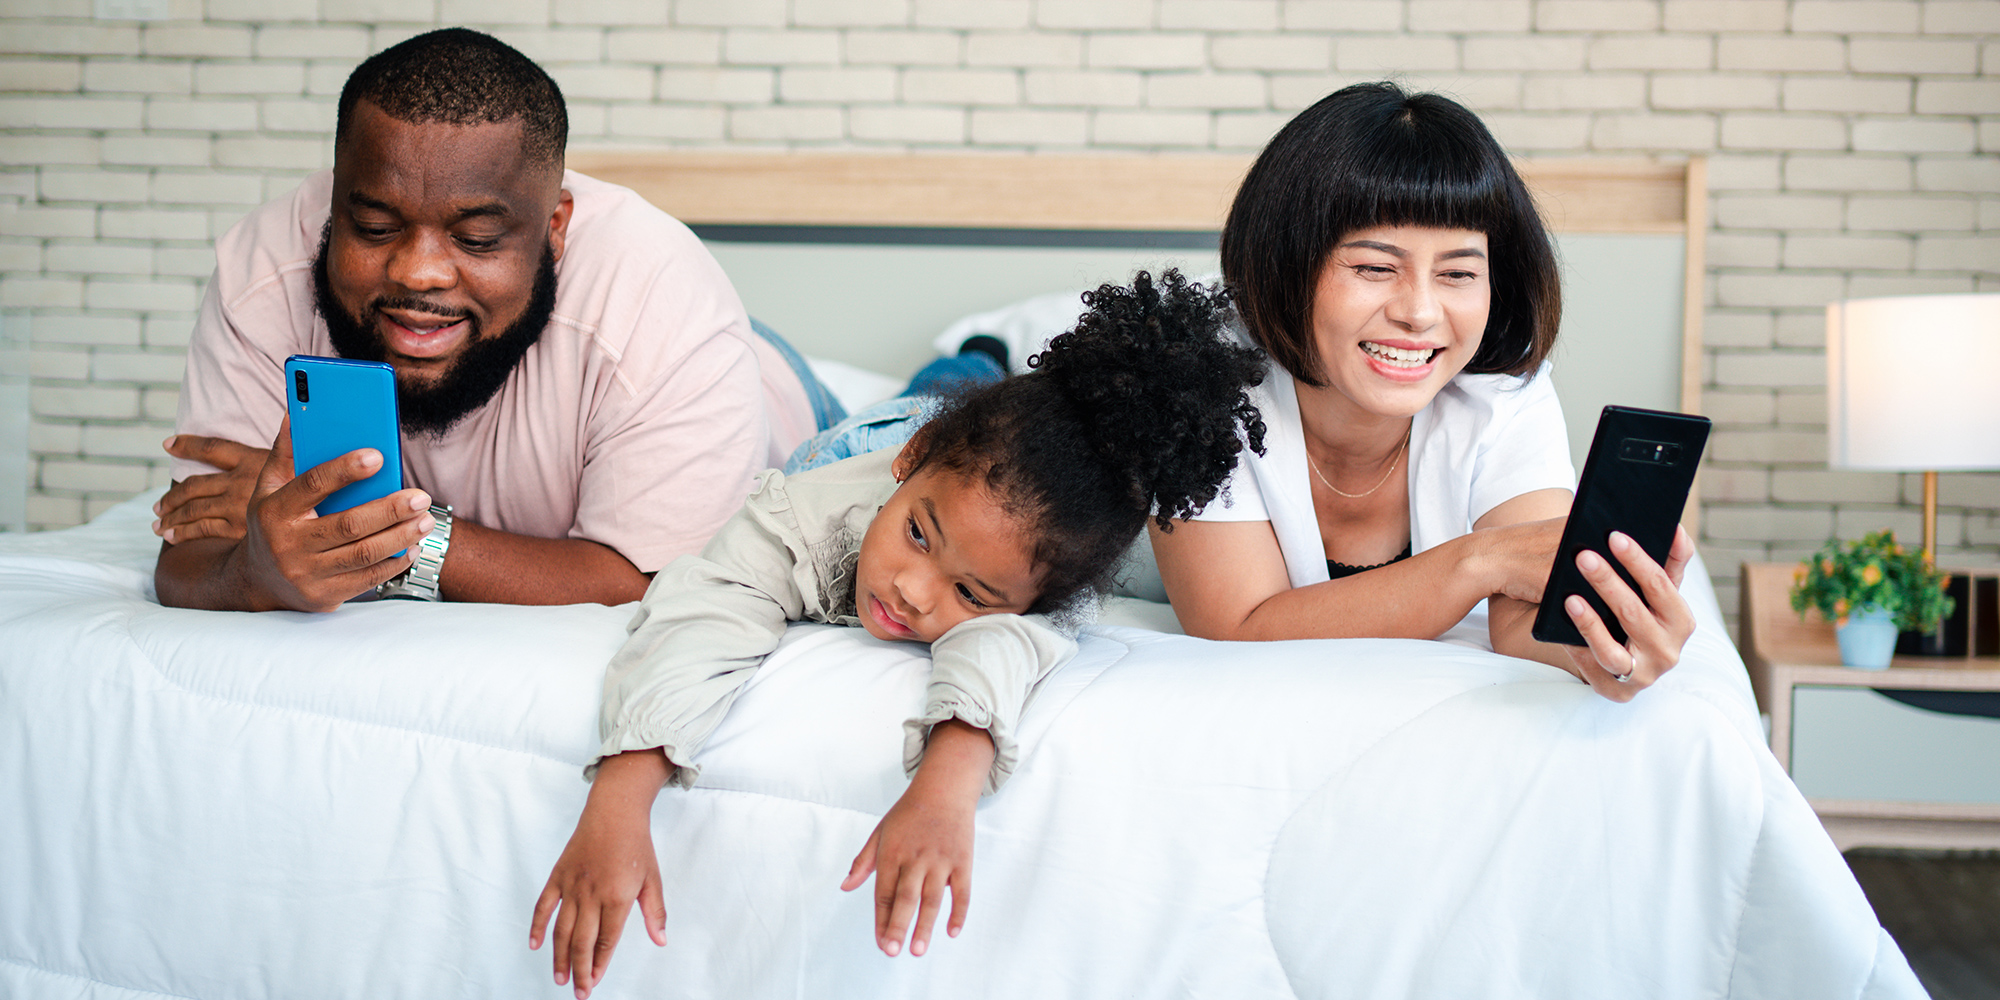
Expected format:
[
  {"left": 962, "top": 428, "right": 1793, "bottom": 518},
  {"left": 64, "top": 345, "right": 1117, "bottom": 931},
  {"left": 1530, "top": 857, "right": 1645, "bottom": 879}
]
[
  {"left": 841, "top": 719, "right": 994, "bottom": 957},
  {"left": 531, "top": 749, "right": 673, "bottom": 999}
]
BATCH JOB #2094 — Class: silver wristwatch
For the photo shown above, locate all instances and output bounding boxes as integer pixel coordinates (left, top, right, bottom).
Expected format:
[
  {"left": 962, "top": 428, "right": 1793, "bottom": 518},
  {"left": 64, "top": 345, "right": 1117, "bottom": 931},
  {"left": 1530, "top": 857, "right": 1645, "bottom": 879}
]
[{"left": 377, "top": 503, "right": 453, "bottom": 601}]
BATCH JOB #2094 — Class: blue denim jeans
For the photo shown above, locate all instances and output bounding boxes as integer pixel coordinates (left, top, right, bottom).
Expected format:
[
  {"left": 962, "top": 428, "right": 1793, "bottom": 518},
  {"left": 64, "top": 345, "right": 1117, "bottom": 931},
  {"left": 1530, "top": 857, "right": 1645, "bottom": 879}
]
[
  {"left": 750, "top": 317, "right": 847, "bottom": 433},
  {"left": 782, "top": 352, "right": 1005, "bottom": 475}
]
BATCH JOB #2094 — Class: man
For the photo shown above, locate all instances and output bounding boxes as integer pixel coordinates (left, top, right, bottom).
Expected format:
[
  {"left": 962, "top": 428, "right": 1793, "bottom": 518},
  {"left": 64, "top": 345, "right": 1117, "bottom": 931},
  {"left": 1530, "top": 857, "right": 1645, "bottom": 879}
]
[{"left": 154, "top": 28, "right": 817, "bottom": 611}]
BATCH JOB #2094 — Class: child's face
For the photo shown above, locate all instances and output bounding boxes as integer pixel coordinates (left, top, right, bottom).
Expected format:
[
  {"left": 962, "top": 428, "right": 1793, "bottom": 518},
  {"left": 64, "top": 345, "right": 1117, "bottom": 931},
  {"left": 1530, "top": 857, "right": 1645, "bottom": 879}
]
[{"left": 854, "top": 459, "right": 1040, "bottom": 643}]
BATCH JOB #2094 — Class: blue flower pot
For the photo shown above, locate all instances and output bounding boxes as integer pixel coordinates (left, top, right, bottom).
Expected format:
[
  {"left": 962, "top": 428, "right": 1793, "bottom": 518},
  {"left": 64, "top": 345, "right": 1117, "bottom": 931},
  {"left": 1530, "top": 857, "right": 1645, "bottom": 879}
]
[{"left": 1836, "top": 606, "right": 1898, "bottom": 670}]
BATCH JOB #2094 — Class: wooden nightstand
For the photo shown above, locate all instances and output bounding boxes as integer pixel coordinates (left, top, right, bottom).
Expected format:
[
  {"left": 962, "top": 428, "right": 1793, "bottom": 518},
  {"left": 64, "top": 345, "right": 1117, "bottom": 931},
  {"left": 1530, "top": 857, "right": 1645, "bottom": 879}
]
[{"left": 1738, "top": 562, "right": 2000, "bottom": 851}]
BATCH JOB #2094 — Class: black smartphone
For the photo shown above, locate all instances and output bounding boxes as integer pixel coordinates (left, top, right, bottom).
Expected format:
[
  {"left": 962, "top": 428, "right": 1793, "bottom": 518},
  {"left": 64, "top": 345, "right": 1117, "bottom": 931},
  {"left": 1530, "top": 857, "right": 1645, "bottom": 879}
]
[{"left": 1532, "top": 405, "right": 1711, "bottom": 647}]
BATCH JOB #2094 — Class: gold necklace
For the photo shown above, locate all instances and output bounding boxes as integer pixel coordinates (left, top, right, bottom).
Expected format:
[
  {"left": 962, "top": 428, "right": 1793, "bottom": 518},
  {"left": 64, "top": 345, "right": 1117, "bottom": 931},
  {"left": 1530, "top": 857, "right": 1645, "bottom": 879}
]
[{"left": 1306, "top": 426, "right": 1411, "bottom": 499}]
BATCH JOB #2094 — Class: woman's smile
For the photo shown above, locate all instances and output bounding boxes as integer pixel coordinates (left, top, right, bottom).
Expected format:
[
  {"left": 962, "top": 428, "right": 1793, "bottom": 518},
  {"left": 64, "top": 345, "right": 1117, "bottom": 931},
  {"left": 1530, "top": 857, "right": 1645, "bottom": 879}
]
[{"left": 1360, "top": 339, "right": 1444, "bottom": 381}]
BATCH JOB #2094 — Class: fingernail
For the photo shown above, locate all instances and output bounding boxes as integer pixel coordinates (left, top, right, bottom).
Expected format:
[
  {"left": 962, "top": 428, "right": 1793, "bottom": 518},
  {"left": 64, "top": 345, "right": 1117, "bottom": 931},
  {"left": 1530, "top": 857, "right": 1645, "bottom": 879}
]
[
  {"left": 1609, "top": 532, "right": 1631, "bottom": 552},
  {"left": 912, "top": 941, "right": 925, "bottom": 957},
  {"left": 885, "top": 940, "right": 900, "bottom": 957},
  {"left": 150, "top": 518, "right": 161, "bottom": 533},
  {"left": 162, "top": 528, "right": 176, "bottom": 544},
  {"left": 151, "top": 501, "right": 161, "bottom": 515},
  {"left": 1566, "top": 595, "right": 1588, "bottom": 615},
  {"left": 411, "top": 493, "right": 430, "bottom": 511},
  {"left": 358, "top": 449, "right": 381, "bottom": 470},
  {"left": 417, "top": 515, "right": 436, "bottom": 534},
  {"left": 162, "top": 435, "right": 175, "bottom": 450},
  {"left": 1577, "top": 550, "right": 1603, "bottom": 571}
]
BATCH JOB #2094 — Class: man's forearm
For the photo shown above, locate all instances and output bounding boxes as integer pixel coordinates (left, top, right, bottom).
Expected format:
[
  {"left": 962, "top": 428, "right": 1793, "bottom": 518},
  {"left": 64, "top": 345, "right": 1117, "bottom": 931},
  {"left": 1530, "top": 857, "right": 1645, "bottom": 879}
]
[
  {"left": 155, "top": 537, "right": 260, "bottom": 611},
  {"left": 440, "top": 519, "right": 651, "bottom": 605}
]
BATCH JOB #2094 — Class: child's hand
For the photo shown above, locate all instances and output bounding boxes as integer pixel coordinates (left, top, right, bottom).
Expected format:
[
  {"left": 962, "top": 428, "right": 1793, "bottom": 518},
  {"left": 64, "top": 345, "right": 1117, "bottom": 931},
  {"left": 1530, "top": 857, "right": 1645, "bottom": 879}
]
[
  {"left": 842, "top": 783, "right": 976, "bottom": 957},
  {"left": 530, "top": 751, "right": 672, "bottom": 999},
  {"left": 840, "top": 719, "right": 994, "bottom": 957}
]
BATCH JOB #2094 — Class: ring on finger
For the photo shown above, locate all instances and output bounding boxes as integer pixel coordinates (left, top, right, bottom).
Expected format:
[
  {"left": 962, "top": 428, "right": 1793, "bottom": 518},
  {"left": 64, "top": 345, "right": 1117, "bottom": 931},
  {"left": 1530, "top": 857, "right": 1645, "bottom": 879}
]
[{"left": 1614, "top": 665, "right": 1636, "bottom": 683}]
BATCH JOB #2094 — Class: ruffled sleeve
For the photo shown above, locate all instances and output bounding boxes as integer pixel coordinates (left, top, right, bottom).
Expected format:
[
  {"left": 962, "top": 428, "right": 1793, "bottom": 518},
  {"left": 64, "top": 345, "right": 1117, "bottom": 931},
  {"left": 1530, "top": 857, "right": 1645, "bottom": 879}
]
[
  {"left": 901, "top": 612, "right": 1079, "bottom": 794},
  {"left": 593, "top": 469, "right": 807, "bottom": 786}
]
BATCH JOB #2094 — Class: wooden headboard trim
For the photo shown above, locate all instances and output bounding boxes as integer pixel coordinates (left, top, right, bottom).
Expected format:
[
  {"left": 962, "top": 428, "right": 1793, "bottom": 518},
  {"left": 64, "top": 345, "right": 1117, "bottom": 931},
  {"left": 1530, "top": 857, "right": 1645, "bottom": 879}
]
[{"left": 566, "top": 151, "right": 1690, "bottom": 236}]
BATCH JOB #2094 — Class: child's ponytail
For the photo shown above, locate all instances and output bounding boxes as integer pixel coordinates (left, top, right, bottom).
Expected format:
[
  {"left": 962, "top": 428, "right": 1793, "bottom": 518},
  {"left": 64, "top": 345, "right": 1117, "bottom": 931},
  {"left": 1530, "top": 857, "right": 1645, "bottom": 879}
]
[{"left": 904, "top": 270, "right": 1267, "bottom": 614}]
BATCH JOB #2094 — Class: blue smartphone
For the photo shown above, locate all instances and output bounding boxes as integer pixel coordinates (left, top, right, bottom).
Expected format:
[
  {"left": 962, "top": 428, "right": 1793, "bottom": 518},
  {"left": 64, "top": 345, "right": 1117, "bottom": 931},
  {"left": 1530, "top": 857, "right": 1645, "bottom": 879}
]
[{"left": 284, "top": 355, "right": 403, "bottom": 517}]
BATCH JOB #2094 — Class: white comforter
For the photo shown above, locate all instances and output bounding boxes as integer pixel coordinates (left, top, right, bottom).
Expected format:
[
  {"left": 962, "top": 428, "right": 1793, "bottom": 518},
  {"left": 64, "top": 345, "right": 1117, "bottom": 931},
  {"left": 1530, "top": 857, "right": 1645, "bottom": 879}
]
[{"left": 0, "top": 494, "right": 1924, "bottom": 999}]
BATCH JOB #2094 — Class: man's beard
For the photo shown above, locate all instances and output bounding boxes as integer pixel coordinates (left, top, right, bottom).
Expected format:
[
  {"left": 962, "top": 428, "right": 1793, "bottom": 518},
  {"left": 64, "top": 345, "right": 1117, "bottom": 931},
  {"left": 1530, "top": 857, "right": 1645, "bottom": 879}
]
[{"left": 312, "top": 224, "right": 559, "bottom": 438}]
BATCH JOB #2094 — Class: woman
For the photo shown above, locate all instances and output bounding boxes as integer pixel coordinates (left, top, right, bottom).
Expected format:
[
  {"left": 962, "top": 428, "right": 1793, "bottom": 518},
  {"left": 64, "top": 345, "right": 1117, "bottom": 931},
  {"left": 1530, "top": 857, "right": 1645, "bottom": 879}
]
[{"left": 1151, "top": 82, "right": 1695, "bottom": 701}]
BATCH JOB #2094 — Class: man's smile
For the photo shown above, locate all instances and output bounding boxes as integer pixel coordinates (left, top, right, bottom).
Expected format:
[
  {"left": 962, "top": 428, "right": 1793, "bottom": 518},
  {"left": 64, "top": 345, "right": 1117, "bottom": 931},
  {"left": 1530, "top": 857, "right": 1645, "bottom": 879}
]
[{"left": 377, "top": 308, "right": 472, "bottom": 360}]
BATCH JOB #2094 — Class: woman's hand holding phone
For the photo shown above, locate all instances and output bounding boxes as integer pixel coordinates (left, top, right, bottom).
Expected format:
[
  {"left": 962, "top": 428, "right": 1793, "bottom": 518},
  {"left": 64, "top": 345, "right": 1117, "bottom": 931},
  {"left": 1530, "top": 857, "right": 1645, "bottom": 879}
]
[
  {"left": 232, "top": 415, "right": 434, "bottom": 612},
  {"left": 1556, "top": 525, "right": 1697, "bottom": 702}
]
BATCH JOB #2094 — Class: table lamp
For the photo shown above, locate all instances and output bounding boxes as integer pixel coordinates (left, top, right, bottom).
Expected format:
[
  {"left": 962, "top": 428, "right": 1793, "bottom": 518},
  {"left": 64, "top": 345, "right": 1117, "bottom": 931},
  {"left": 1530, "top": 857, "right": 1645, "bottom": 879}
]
[{"left": 1827, "top": 293, "right": 2000, "bottom": 564}]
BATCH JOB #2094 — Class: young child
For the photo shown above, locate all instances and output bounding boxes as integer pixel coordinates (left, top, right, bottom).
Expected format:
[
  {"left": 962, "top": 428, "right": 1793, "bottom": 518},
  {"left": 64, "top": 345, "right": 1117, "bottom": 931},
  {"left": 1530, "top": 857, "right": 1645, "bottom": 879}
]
[{"left": 529, "top": 271, "right": 1267, "bottom": 997}]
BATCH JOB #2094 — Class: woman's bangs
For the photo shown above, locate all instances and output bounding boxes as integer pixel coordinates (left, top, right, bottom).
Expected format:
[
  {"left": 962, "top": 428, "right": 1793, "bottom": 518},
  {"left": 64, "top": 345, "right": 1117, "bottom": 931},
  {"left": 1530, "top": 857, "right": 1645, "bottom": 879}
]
[{"left": 1342, "top": 138, "right": 1515, "bottom": 237}]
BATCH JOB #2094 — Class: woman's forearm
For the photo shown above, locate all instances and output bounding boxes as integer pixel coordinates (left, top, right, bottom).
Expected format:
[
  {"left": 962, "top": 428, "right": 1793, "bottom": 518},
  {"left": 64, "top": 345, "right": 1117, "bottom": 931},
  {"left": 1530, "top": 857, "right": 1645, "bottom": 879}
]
[
  {"left": 1222, "top": 532, "right": 1498, "bottom": 641},
  {"left": 1488, "top": 595, "right": 1580, "bottom": 674}
]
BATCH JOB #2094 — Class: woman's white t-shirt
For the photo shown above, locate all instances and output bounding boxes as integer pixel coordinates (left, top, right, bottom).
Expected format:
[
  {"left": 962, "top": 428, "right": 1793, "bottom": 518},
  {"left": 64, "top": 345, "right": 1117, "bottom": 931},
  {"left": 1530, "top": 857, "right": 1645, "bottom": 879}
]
[{"left": 1195, "top": 340, "right": 1577, "bottom": 595}]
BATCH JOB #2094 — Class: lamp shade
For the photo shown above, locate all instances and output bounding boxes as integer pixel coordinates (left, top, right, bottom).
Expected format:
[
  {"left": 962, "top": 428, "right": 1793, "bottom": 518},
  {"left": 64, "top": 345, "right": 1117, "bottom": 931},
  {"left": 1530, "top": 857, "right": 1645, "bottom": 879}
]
[{"left": 1826, "top": 293, "right": 2000, "bottom": 471}]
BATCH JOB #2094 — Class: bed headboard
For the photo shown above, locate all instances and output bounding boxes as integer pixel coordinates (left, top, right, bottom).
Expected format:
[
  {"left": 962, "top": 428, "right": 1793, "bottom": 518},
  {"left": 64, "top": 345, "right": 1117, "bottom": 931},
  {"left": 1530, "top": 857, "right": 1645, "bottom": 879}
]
[{"left": 569, "top": 150, "right": 1707, "bottom": 527}]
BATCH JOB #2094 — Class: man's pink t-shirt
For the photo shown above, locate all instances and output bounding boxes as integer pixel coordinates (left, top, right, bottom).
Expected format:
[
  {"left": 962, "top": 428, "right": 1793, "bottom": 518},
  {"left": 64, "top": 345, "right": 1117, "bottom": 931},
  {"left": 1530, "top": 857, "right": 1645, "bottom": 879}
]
[{"left": 172, "top": 169, "right": 815, "bottom": 574}]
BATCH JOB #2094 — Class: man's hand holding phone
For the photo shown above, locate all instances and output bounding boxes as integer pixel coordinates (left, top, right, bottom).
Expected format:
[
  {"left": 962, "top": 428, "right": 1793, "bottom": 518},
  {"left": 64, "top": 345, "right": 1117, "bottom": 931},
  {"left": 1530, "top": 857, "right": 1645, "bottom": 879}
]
[{"left": 231, "top": 415, "right": 433, "bottom": 612}]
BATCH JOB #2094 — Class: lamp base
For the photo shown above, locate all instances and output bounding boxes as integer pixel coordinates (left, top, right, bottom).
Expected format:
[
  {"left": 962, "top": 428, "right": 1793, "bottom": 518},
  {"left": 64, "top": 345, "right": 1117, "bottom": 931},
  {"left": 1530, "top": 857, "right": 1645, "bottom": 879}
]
[
  {"left": 1894, "top": 573, "right": 1999, "bottom": 658},
  {"left": 1895, "top": 626, "right": 1956, "bottom": 657}
]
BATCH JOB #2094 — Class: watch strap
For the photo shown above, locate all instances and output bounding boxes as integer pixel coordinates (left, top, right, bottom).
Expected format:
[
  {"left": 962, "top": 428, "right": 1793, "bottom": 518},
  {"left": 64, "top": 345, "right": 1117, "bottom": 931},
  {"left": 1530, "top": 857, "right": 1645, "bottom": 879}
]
[{"left": 378, "top": 503, "right": 453, "bottom": 601}]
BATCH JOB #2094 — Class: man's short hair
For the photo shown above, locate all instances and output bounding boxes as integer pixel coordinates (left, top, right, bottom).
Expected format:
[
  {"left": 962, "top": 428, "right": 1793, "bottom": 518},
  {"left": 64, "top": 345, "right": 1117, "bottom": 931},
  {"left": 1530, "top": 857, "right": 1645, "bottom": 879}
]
[{"left": 336, "top": 27, "right": 567, "bottom": 170}]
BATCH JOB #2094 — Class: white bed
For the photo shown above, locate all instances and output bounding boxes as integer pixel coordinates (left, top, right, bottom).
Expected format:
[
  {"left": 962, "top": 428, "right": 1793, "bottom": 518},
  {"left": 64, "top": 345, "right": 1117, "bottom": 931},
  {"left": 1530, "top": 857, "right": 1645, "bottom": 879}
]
[
  {"left": 0, "top": 153, "right": 1926, "bottom": 998},
  {"left": 0, "top": 487, "right": 1925, "bottom": 998}
]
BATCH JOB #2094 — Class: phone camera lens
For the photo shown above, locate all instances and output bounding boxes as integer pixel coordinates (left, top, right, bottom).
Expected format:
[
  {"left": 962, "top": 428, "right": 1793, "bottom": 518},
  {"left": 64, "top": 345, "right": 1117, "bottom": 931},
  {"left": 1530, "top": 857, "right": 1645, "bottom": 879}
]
[{"left": 294, "top": 369, "right": 309, "bottom": 403}]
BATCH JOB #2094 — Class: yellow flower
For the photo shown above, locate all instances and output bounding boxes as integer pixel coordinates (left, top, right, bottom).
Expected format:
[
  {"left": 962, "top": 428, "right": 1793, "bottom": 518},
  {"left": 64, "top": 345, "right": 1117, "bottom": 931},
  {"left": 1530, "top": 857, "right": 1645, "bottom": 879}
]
[
  {"left": 1821, "top": 558, "right": 1835, "bottom": 576},
  {"left": 1834, "top": 598, "right": 1848, "bottom": 618},
  {"left": 1861, "top": 563, "right": 1882, "bottom": 586}
]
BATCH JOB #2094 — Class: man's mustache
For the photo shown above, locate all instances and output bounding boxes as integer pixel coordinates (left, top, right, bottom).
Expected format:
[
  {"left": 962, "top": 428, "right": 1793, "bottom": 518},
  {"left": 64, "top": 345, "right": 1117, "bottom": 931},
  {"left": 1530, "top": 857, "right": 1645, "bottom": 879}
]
[{"left": 371, "top": 295, "right": 470, "bottom": 321}]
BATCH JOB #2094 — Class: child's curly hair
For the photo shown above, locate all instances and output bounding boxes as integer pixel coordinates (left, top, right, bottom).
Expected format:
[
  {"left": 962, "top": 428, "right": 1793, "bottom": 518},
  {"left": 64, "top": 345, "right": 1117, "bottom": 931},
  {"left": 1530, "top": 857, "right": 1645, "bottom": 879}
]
[{"left": 904, "top": 270, "right": 1267, "bottom": 615}]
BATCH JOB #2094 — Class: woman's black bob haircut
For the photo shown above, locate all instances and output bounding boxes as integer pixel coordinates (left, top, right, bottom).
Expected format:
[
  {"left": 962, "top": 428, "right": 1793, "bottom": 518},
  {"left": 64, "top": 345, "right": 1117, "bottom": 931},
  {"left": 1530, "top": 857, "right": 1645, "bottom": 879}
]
[{"left": 1221, "top": 81, "right": 1562, "bottom": 385}]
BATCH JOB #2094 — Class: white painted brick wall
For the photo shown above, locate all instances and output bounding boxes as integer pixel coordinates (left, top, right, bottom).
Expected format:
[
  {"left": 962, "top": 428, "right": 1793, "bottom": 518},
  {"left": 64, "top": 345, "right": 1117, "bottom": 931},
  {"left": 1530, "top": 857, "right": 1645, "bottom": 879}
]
[
  {"left": 964, "top": 32, "right": 1081, "bottom": 67},
  {"left": 1539, "top": 0, "right": 1660, "bottom": 32},
  {"left": 849, "top": 105, "right": 966, "bottom": 144},
  {"left": 3, "top": 4, "right": 1996, "bottom": 642},
  {"left": 1717, "top": 35, "right": 1846, "bottom": 73},
  {"left": 845, "top": 31, "right": 960, "bottom": 66},
  {"left": 1026, "top": 69, "right": 1143, "bottom": 106},
  {"left": 1282, "top": 1, "right": 1402, "bottom": 32},
  {"left": 1160, "top": 0, "right": 1279, "bottom": 32},
  {"left": 969, "top": 107, "right": 1089, "bottom": 146}
]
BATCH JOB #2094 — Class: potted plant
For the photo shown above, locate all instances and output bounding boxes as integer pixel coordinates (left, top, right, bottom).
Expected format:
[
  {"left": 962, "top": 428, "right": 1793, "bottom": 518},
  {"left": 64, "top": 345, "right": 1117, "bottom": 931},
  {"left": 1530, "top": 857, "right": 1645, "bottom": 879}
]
[{"left": 1790, "top": 530, "right": 1954, "bottom": 670}]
